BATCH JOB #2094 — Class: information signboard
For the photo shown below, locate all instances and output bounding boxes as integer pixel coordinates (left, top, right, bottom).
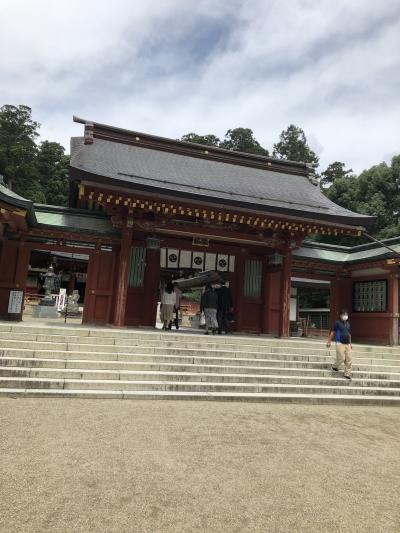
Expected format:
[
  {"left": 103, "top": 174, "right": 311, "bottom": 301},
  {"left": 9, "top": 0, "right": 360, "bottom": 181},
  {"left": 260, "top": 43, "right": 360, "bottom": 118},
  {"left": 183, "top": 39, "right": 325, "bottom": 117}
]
[{"left": 8, "top": 290, "right": 24, "bottom": 314}]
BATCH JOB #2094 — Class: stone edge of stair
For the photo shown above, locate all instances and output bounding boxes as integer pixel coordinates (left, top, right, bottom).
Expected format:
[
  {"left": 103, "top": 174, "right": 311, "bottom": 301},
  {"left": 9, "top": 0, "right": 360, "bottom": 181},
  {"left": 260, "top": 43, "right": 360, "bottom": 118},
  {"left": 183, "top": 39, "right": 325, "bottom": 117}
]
[{"left": 1, "top": 388, "right": 400, "bottom": 405}]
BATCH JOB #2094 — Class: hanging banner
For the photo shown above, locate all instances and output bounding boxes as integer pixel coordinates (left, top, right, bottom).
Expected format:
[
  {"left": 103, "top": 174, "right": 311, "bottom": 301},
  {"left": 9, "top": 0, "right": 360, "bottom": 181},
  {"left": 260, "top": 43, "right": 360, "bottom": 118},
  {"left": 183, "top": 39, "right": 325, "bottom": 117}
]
[
  {"left": 167, "top": 249, "right": 180, "bottom": 268},
  {"left": 192, "top": 251, "right": 205, "bottom": 270},
  {"left": 217, "top": 254, "right": 229, "bottom": 272}
]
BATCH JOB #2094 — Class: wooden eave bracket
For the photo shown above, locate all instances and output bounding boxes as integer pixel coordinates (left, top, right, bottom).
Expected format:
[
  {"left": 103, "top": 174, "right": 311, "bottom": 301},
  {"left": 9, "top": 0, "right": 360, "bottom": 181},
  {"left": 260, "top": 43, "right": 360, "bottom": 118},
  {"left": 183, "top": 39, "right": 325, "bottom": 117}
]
[{"left": 79, "top": 185, "right": 364, "bottom": 237}]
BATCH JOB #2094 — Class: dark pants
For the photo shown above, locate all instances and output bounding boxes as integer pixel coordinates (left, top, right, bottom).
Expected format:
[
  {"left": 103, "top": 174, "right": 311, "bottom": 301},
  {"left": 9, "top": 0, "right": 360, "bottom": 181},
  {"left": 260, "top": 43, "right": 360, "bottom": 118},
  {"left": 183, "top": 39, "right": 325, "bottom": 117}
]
[
  {"left": 217, "top": 309, "right": 230, "bottom": 334},
  {"left": 168, "top": 307, "right": 180, "bottom": 330}
]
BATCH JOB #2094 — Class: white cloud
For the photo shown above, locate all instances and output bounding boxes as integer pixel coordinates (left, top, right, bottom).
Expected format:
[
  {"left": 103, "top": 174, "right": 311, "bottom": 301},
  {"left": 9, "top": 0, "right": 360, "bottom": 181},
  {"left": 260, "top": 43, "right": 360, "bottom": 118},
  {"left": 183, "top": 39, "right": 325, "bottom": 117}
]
[{"left": 0, "top": 0, "right": 399, "bottom": 173}]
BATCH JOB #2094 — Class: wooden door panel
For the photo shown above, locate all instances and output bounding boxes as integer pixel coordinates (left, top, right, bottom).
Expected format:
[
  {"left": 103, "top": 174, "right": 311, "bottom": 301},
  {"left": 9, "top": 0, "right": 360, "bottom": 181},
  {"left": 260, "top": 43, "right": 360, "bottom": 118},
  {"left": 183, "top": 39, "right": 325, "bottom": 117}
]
[
  {"left": 83, "top": 250, "right": 116, "bottom": 325},
  {"left": 242, "top": 301, "right": 262, "bottom": 332}
]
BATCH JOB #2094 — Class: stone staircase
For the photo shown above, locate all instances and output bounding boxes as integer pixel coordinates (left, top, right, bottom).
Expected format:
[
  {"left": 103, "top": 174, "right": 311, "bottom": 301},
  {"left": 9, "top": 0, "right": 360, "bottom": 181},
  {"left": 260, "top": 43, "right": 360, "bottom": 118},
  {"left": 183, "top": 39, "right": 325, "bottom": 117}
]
[{"left": 1, "top": 322, "right": 400, "bottom": 404}]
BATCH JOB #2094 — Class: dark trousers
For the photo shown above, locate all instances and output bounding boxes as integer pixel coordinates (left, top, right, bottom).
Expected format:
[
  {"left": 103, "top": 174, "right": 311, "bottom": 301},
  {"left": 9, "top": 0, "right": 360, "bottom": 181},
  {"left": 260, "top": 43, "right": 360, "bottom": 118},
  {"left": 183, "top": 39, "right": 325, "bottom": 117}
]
[
  {"left": 169, "top": 307, "right": 180, "bottom": 329},
  {"left": 217, "top": 309, "right": 229, "bottom": 334}
]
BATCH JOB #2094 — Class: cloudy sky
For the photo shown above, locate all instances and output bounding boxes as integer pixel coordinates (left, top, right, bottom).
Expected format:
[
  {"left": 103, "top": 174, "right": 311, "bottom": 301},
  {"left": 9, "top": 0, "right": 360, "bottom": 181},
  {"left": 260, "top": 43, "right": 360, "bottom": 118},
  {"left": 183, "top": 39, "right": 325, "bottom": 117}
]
[{"left": 1, "top": 0, "right": 399, "bottom": 173}]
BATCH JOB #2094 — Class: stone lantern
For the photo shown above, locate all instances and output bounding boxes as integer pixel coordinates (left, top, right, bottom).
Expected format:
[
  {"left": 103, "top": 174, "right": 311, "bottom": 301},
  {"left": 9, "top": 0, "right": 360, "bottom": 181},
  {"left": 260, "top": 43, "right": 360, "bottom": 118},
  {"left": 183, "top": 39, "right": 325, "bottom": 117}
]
[{"left": 32, "top": 265, "right": 60, "bottom": 318}]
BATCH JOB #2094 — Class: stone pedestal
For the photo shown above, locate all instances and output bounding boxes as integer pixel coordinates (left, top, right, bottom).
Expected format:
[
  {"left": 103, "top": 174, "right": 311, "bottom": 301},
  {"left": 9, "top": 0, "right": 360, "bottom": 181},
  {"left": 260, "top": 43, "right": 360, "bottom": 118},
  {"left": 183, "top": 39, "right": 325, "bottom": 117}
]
[{"left": 32, "top": 297, "right": 59, "bottom": 319}]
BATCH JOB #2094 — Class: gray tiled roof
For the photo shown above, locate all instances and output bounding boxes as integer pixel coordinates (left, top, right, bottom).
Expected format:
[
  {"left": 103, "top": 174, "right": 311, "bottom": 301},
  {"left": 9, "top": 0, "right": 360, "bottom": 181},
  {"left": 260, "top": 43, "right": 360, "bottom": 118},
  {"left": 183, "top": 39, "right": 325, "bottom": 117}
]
[{"left": 70, "top": 137, "right": 373, "bottom": 227}]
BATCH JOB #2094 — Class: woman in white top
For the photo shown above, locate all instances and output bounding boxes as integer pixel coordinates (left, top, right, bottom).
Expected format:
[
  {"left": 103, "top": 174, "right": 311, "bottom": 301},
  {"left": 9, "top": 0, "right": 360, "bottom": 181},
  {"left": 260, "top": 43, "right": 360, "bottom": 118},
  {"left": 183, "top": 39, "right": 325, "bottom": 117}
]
[{"left": 160, "top": 282, "right": 177, "bottom": 330}]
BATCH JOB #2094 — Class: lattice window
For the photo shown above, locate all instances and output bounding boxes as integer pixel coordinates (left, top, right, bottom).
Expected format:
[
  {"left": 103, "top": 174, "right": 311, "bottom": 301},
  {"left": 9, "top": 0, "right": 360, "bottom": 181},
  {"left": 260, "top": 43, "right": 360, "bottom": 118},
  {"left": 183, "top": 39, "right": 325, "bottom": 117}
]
[
  {"left": 244, "top": 259, "right": 262, "bottom": 298},
  {"left": 129, "top": 247, "right": 146, "bottom": 288},
  {"left": 353, "top": 280, "right": 387, "bottom": 312}
]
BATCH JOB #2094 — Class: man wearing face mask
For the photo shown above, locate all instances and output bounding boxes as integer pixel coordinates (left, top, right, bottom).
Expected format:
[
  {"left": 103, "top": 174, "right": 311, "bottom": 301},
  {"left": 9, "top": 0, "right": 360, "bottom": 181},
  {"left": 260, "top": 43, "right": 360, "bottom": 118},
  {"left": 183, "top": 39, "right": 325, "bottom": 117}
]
[{"left": 326, "top": 309, "right": 352, "bottom": 379}]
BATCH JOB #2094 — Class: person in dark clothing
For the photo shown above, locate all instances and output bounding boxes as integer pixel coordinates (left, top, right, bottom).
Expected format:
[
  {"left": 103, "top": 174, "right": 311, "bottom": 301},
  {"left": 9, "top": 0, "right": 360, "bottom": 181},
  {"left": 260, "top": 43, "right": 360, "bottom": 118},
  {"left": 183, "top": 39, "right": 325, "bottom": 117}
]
[
  {"left": 168, "top": 282, "right": 182, "bottom": 330},
  {"left": 216, "top": 280, "right": 233, "bottom": 334},
  {"left": 200, "top": 284, "right": 218, "bottom": 334},
  {"left": 327, "top": 308, "right": 352, "bottom": 379}
]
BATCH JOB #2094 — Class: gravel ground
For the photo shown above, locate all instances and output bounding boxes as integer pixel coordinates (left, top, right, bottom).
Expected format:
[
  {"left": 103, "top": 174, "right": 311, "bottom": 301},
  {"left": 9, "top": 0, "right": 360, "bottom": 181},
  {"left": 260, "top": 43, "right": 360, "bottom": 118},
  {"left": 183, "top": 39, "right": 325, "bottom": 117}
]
[{"left": 0, "top": 399, "right": 399, "bottom": 533}]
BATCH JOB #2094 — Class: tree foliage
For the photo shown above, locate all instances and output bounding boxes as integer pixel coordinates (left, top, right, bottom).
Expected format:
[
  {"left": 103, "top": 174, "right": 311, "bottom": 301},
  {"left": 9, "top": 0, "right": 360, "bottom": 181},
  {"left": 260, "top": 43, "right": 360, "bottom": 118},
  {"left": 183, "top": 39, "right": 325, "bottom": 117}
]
[
  {"left": 0, "top": 105, "right": 69, "bottom": 205},
  {"left": 36, "top": 141, "right": 69, "bottom": 205},
  {"left": 220, "top": 128, "right": 269, "bottom": 156},
  {"left": 181, "top": 133, "right": 220, "bottom": 146},
  {"left": 320, "top": 161, "right": 354, "bottom": 187},
  {"left": 273, "top": 124, "right": 319, "bottom": 165},
  {"left": 0, "top": 104, "right": 40, "bottom": 197},
  {"left": 320, "top": 155, "right": 400, "bottom": 244},
  {"left": 181, "top": 127, "right": 269, "bottom": 156}
]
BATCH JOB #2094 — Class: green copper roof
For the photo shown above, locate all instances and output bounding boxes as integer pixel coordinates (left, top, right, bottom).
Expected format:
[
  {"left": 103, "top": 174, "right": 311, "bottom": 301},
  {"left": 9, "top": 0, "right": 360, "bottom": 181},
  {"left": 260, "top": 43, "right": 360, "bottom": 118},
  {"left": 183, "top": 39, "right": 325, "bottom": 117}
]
[
  {"left": 33, "top": 204, "right": 119, "bottom": 236},
  {"left": 295, "top": 238, "right": 400, "bottom": 264},
  {"left": 0, "top": 183, "right": 34, "bottom": 211}
]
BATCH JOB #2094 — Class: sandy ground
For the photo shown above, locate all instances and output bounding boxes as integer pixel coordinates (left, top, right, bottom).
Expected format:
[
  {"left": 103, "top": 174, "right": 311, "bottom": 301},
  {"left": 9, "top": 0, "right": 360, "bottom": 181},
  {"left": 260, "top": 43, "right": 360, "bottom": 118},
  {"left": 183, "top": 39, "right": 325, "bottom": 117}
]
[{"left": 0, "top": 400, "right": 399, "bottom": 533}]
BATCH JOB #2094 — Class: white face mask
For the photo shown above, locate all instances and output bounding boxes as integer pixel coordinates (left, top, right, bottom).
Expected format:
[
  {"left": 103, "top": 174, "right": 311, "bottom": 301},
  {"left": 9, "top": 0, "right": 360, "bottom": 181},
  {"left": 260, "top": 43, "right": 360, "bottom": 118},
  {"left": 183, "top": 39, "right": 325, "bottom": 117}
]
[{"left": 341, "top": 314, "right": 348, "bottom": 321}]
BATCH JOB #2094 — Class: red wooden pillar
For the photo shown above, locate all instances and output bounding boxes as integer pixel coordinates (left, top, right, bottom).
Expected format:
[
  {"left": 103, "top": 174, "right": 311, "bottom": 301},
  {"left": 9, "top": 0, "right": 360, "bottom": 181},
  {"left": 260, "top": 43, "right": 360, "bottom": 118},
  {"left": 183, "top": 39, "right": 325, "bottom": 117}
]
[
  {"left": 113, "top": 222, "right": 133, "bottom": 327},
  {"left": 15, "top": 242, "right": 31, "bottom": 292},
  {"left": 68, "top": 273, "right": 76, "bottom": 295},
  {"left": 335, "top": 278, "right": 352, "bottom": 317},
  {"left": 234, "top": 252, "right": 245, "bottom": 332},
  {"left": 330, "top": 277, "right": 338, "bottom": 327},
  {"left": 261, "top": 258, "right": 271, "bottom": 334},
  {"left": 142, "top": 245, "right": 161, "bottom": 326},
  {"left": 278, "top": 248, "right": 292, "bottom": 337},
  {"left": 388, "top": 271, "right": 399, "bottom": 345},
  {"left": 0, "top": 240, "right": 31, "bottom": 320}
]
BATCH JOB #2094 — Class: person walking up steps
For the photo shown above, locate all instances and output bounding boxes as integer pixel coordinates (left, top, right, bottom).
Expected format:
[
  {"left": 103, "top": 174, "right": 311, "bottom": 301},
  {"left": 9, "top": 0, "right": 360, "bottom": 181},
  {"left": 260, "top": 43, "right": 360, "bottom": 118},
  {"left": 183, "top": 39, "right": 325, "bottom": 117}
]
[
  {"left": 327, "top": 309, "right": 352, "bottom": 379},
  {"left": 200, "top": 284, "right": 218, "bottom": 335}
]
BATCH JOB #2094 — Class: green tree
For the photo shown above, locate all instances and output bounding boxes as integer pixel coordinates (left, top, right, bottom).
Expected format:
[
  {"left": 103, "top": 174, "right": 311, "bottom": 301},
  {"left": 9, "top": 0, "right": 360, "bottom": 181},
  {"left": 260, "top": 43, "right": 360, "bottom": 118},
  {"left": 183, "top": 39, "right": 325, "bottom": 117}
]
[
  {"left": 0, "top": 104, "right": 45, "bottom": 201},
  {"left": 181, "top": 133, "right": 221, "bottom": 146},
  {"left": 324, "top": 175, "right": 360, "bottom": 213},
  {"left": 320, "top": 161, "right": 354, "bottom": 187},
  {"left": 273, "top": 124, "right": 319, "bottom": 165},
  {"left": 355, "top": 158, "right": 400, "bottom": 239},
  {"left": 181, "top": 127, "right": 269, "bottom": 155},
  {"left": 36, "top": 141, "right": 70, "bottom": 206},
  {"left": 320, "top": 155, "right": 400, "bottom": 244},
  {"left": 220, "top": 128, "right": 269, "bottom": 156},
  {"left": 0, "top": 105, "right": 70, "bottom": 205}
]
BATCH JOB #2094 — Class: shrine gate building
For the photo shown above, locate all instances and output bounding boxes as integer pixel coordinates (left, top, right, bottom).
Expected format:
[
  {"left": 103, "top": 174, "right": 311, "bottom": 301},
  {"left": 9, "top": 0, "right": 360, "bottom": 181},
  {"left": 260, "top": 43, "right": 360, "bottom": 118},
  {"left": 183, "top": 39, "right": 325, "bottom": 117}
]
[{"left": 0, "top": 117, "right": 399, "bottom": 344}]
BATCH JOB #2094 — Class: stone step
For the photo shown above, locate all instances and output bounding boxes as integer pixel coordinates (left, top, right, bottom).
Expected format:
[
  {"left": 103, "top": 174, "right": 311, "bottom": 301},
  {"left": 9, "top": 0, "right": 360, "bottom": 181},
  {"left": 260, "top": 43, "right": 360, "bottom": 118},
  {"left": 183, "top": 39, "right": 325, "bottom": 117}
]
[
  {"left": 2, "top": 354, "right": 400, "bottom": 376},
  {"left": 0, "top": 388, "right": 400, "bottom": 405},
  {"left": 1, "top": 377, "right": 400, "bottom": 397},
  {"left": 1, "top": 388, "right": 400, "bottom": 405},
  {"left": 2, "top": 347, "right": 400, "bottom": 371},
  {"left": 2, "top": 366, "right": 400, "bottom": 388},
  {"left": 1, "top": 323, "right": 400, "bottom": 405},
  {"left": 1, "top": 332, "right": 400, "bottom": 358},
  {"left": 2, "top": 323, "right": 400, "bottom": 354},
  {"left": 1, "top": 357, "right": 399, "bottom": 380}
]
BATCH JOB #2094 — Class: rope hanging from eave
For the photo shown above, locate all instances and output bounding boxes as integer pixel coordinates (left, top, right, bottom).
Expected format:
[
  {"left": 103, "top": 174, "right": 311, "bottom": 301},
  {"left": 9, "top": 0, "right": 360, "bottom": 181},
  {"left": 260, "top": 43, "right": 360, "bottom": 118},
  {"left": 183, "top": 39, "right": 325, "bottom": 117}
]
[{"left": 363, "top": 231, "right": 400, "bottom": 258}]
